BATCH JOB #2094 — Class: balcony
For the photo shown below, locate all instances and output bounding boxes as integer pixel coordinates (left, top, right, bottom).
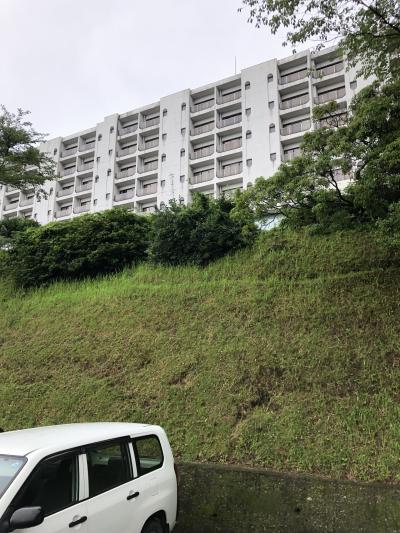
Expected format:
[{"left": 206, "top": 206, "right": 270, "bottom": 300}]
[
  {"left": 280, "top": 119, "right": 311, "bottom": 136},
  {"left": 115, "top": 190, "right": 135, "bottom": 202},
  {"left": 139, "top": 161, "right": 158, "bottom": 173},
  {"left": 60, "top": 146, "right": 77, "bottom": 158},
  {"left": 217, "top": 90, "right": 241, "bottom": 105},
  {"left": 137, "top": 183, "right": 158, "bottom": 197},
  {"left": 117, "top": 145, "right": 137, "bottom": 158},
  {"left": 217, "top": 162, "right": 243, "bottom": 178},
  {"left": 77, "top": 162, "right": 94, "bottom": 173},
  {"left": 20, "top": 198, "right": 34, "bottom": 207},
  {"left": 74, "top": 204, "right": 91, "bottom": 214},
  {"left": 190, "top": 145, "right": 214, "bottom": 160},
  {"left": 139, "top": 138, "right": 159, "bottom": 151},
  {"left": 279, "top": 68, "right": 308, "bottom": 85},
  {"left": 314, "top": 87, "right": 346, "bottom": 105},
  {"left": 217, "top": 114, "right": 242, "bottom": 129},
  {"left": 280, "top": 94, "right": 309, "bottom": 110},
  {"left": 3, "top": 202, "right": 19, "bottom": 211},
  {"left": 60, "top": 167, "right": 76, "bottom": 177},
  {"left": 140, "top": 117, "right": 160, "bottom": 129},
  {"left": 217, "top": 138, "right": 242, "bottom": 153},
  {"left": 57, "top": 187, "right": 74, "bottom": 198},
  {"left": 191, "top": 122, "right": 214, "bottom": 136},
  {"left": 5, "top": 185, "right": 18, "bottom": 193},
  {"left": 190, "top": 169, "right": 214, "bottom": 185},
  {"left": 55, "top": 207, "right": 72, "bottom": 218},
  {"left": 79, "top": 141, "right": 95, "bottom": 152},
  {"left": 314, "top": 62, "right": 344, "bottom": 78},
  {"left": 191, "top": 99, "right": 214, "bottom": 113},
  {"left": 76, "top": 182, "right": 93, "bottom": 193},
  {"left": 283, "top": 148, "right": 301, "bottom": 161},
  {"left": 116, "top": 167, "right": 136, "bottom": 179},
  {"left": 118, "top": 124, "right": 138, "bottom": 136},
  {"left": 317, "top": 112, "right": 348, "bottom": 129}
]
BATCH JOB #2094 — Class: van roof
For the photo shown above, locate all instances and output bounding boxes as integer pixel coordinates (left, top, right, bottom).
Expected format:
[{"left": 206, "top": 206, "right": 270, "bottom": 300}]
[{"left": 0, "top": 423, "right": 155, "bottom": 457}]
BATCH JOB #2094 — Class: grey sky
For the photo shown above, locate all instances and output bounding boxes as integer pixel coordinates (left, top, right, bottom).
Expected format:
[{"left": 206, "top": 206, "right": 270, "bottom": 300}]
[{"left": 1, "top": 0, "right": 296, "bottom": 139}]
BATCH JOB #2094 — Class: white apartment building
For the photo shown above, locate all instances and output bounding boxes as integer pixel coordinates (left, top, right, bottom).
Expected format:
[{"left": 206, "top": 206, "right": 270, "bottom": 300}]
[{"left": 0, "top": 45, "right": 369, "bottom": 224}]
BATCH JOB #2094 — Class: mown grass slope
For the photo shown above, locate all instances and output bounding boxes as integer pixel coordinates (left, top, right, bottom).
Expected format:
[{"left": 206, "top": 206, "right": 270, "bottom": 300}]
[{"left": 0, "top": 228, "right": 399, "bottom": 482}]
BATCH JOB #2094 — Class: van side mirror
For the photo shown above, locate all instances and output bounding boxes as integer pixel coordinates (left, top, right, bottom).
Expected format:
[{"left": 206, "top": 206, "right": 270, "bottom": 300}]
[{"left": 9, "top": 507, "right": 44, "bottom": 530}]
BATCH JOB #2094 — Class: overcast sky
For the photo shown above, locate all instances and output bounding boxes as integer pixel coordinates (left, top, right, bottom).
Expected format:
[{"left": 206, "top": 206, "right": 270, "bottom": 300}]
[{"left": 1, "top": 0, "right": 299, "bottom": 139}]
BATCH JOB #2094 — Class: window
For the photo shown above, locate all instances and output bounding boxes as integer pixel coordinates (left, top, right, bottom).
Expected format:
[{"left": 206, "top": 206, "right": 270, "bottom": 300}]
[
  {"left": 47, "top": 210, "right": 51, "bottom": 216},
  {"left": 14, "top": 453, "right": 79, "bottom": 517},
  {"left": 161, "top": 154, "right": 166, "bottom": 162},
  {"left": 98, "top": 134, "right": 102, "bottom": 141},
  {"left": 180, "top": 149, "right": 185, "bottom": 157},
  {"left": 247, "top": 158, "right": 252, "bottom": 167},
  {"left": 163, "top": 109, "right": 168, "bottom": 117},
  {"left": 181, "top": 128, "right": 186, "bottom": 135},
  {"left": 134, "top": 436, "right": 163, "bottom": 475},
  {"left": 95, "top": 175, "right": 99, "bottom": 183},
  {"left": 94, "top": 199, "right": 97, "bottom": 206},
  {"left": 350, "top": 80, "right": 357, "bottom": 90},
  {"left": 160, "top": 202, "right": 166, "bottom": 210},
  {"left": 161, "top": 180, "right": 165, "bottom": 187},
  {"left": 269, "top": 123, "right": 276, "bottom": 133},
  {"left": 267, "top": 74, "right": 274, "bottom": 82},
  {"left": 108, "top": 149, "right": 113, "bottom": 156},
  {"left": 97, "top": 156, "right": 100, "bottom": 163},
  {"left": 53, "top": 148, "right": 58, "bottom": 156},
  {"left": 246, "top": 108, "right": 251, "bottom": 117},
  {"left": 162, "top": 133, "right": 167, "bottom": 141},
  {"left": 181, "top": 103, "right": 186, "bottom": 111},
  {"left": 87, "top": 441, "right": 132, "bottom": 498},
  {"left": 268, "top": 101, "right": 274, "bottom": 109},
  {"left": 246, "top": 130, "right": 252, "bottom": 139},
  {"left": 106, "top": 193, "right": 110, "bottom": 199},
  {"left": 49, "top": 187, "right": 54, "bottom": 195},
  {"left": 107, "top": 169, "right": 111, "bottom": 176},
  {"left": 245, "top": 81, "right": 250, "bottom": 90},
  {"left": 180, "top": 175, "right": 185, "bottom": 183},
  {"left": 0, "top": 455, "right": 26, "bottom": 498},
  {"left": 270, "top": 152, "right": 277, "bottom": 161},
  {"left": 110, "top": 126, "right": 114, "bottom": 134}
]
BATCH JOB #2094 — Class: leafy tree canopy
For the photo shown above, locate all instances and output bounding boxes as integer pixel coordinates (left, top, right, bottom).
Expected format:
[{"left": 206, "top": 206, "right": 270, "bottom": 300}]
[
  {"left": 239, "top": 0, "right": 400, "bottom": 81},
  {"left": 0, "top": 217, "right": 38, "bottom": 248},
  {"left": 0, "top": 106, "right": 56, "bottom": 192}
]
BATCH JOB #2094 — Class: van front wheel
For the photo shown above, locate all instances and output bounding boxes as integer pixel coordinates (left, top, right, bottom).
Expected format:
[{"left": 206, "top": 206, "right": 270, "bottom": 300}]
[{"left": 142, "top": 518, "right": 164, "bottom": 533}]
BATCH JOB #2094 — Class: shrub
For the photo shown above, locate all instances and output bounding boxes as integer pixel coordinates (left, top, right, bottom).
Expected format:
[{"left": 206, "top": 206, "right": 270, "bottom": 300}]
[
  {"left": 148, "top": 194, "right": 257, "bottom": 266},
  {"left": 6, "top": 208, "right": 150, "bottom": 287},
  {"left": 0, "top": 217, "right": 39, "bottom": 248}
]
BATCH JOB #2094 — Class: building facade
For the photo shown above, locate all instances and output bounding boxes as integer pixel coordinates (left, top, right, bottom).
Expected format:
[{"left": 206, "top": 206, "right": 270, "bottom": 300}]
[{"left": 0, "top": 45, "right": 369, "bottom": 224}]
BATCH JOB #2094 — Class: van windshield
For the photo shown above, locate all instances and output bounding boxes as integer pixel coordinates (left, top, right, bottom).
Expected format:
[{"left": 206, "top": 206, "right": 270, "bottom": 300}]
[{"left": 0, "top": 455, "right": 26, "bottom": 498}]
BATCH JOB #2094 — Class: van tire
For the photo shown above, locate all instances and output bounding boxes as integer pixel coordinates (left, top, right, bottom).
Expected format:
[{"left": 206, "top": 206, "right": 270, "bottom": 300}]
[{"left": 142, "top": 518, "right": 164, "bottom": 533}]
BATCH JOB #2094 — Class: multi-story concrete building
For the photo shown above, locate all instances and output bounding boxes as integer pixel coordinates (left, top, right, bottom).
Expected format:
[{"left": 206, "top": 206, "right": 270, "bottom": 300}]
[{"left": 0, "top": 45, "right": 369, "bottom": 224}]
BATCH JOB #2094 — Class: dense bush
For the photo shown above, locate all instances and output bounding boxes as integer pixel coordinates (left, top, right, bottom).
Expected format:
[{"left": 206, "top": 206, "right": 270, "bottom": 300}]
[
  {"left": 0, "top": 217, "right": 38, "bottom": 248},
  {"left": 148, "top": 194, "right": 258, "bottom": 266},
  {"left": 6, "top": 208, "right": 150, "bottom": 287}
]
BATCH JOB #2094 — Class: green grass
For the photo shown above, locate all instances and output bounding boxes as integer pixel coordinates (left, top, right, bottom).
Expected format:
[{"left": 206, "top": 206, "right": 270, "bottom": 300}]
[{"left": 1, "top": 228, "right": 400, "bottom": 482}]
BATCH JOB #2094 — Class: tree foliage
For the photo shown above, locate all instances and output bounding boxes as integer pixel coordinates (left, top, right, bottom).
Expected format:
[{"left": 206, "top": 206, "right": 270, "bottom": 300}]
[
  {"left": 5, "top": 209, "right": 150, "bottom": 287},
  {"left": 148, "top": 194, "right": 258, "bottom": 266},
  {"left": 239, "top": 0, "right": 400, "bottom": 81},
  {"left": 0, "top": 106, "right": 56, "bottom": 192},
  {"left": 234, "top": 80, "right": 400, "bottom": 233},
  {"left": 0, "top": 217, "right": 38, "bottom": 248}
]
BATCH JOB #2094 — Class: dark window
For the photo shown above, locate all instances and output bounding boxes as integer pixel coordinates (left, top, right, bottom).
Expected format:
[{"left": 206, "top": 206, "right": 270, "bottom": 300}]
[
  {"left": 14, "top": 453, "right": 79, "bottom": 517},
  {"left": 110, "top": 126, "right": 114, "bottom": 134},
  {"left": 134, "top": 435, "right": 163, "bottom": 476},
  {"left": 87, "top": 441, "right": 132, "bottom": 497},
  {"left": 245, "top": 81, "right": 250, "bottom": 90}
]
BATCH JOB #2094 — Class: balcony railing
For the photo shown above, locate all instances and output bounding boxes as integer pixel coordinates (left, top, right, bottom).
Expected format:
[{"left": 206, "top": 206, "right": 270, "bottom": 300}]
[
  {"left": 217, "top": 115, "right": 242, "bottom": 128},
  {"left": 79, "top": 141, "right": 95, "bottom": 152},
  {"left": 115, "top": 190, "right": 135, "bottom": 202},
  {"left": 191, "top": 122, "right": 214, "bottom": 136},
  {"left": 57, "top": 187, "right": 74, "bottom": 197},
  {"left": 20, "top": 198, "right": 34, "bottom": 207},
  {"left": 77, "top": 162, "right": 94, "bottom": 172},
  {"left": 5, "top": 185, "right": 18, "bottom": 193},
  {"left": 60, "top": 167, "right": 76, "bottom": 177},
  {"left": 190, "top": 145, "right": 214, "bottom": 160},
  {"left": 140, "top": 117, "right": 160, "bottom": 129},
  {"left": 116, "top": 167, "right": 136, "bottom": 179},
  {"left": 118, "top": 124, "right": 138, "bottom": 136},
  {"left": 190, "top": 169, "right": 214, "bottom": 185},
  {"left": 137, "top": 183, "right": 158, "bottom": 196},
  {"left": 74, "top": 204, "right": 91, "bottom": 214},
  {"left": 283, "top": 148, "right": 302, "bottom": 161},
  {"left": 60, "top": 146, "right": 77, "bottom": 158},
  {"left": 140, "top": 161, "right": 158, "bottom": 173},
  {"left": 217, "top": 162, "right": 243, "bottom": 178},
  {"left": 217, "top": 90, "right": 241, "bottom": 104},
  {"left": 332, "top": 168, "right": 351, "bottom": 182},
  {"left": 191, "top": 99, "right": 214, "bottom": 113},
  {"left": 280, "top": 94, "right": 310, "bottom": 110},
  {"left": 139, "top": 138, "right": 159, "bottom": 151},
  {"left": 76, "top": 182, "right": 93, "bottom": 193},
  {"left": 117, "top": 145, "right": 137, "bottom": 158},
  {"left": 317, "top": 112, "right": 348, "bottom": 129},
  {"left": 217, "top": 138, "right": 242, "bottom": 152},
  {"left": 314, "top": 87, "right": 346, "bottom": 105},
  {"left": 314, "top": 62, "right": 344, "bottom": 78},
  {"left": 279, "top": 69, "right": 308, "bottom": 85},
  {"left": 280, "top": 119, "right": 311, "bottom": 136},
  {"left": 54, "top": 207, "right": 72, "bottom": 218},
  {"left": 4, "top": 203, "right": 18, "bottom": 211}
]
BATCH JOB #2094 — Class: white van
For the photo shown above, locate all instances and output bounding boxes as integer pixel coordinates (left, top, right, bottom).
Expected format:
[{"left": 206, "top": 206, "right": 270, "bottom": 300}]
[{"left": 0, "top": 423, "right": 178, "bottom": 533}]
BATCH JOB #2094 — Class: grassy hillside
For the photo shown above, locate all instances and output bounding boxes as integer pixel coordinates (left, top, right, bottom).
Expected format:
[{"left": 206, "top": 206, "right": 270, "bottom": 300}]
[{"left": 1, "top": 228, "right": 399, "bottom": 482}]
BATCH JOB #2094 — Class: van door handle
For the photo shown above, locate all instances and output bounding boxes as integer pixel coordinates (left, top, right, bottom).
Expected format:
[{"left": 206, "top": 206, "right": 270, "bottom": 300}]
[
  {"left": 69, "top": 515, "right": 87, "bottom": 527},
  {"left": 127, "top": 491, "right": 140, "bottom": 500}
]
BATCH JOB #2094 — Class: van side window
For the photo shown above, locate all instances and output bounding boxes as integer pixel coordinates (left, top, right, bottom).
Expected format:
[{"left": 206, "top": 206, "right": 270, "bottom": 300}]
[
  {"left": 134, "top": 436, "right": 163, "bottom": 475},
  {"left": 87, "top": 441, "right": 132, "bottom": 497},
  {"left": 13, "top": 453, "right": 79, "bottom": 517}
]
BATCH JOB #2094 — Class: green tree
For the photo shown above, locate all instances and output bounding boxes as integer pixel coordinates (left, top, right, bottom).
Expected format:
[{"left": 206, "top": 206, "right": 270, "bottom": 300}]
[
  {"left": 148, "top": 194, "right": 257, "bottom": 266},
  {"left": 234, "top": 80, "right": 400, "bottom": 232},
  {"left": 0, "top": 217, "right": 38, "bottom": 248},
  {"left": 0, "top": 106, "right": 56, "bottom": 192},
  {"left": 239, "top": 0, "right": 400, "bottom": 81}
]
